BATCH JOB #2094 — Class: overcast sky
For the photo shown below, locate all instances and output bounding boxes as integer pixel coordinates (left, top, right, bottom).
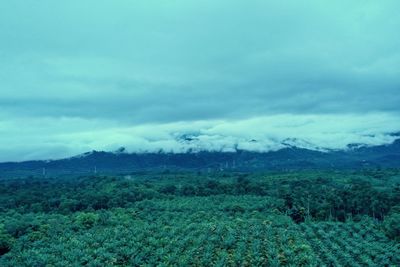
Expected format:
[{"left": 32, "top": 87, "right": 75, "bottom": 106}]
[{"left": 0, "top": 0, "right": 399, "bottom": 161}]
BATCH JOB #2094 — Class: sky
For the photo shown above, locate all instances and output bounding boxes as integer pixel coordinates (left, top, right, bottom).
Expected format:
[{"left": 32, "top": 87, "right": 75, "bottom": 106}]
[{"left": 0, "top": 0, "right": 399, "bottom": 161}]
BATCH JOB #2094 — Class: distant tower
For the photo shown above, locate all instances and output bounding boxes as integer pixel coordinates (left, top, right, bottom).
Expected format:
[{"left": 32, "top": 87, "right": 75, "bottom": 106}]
[
  {"left": 42, "top": 167, "right": 46, "bottom": 177},
  {"left": 94, "top": 166, "right": 97, "bottom": 174}
]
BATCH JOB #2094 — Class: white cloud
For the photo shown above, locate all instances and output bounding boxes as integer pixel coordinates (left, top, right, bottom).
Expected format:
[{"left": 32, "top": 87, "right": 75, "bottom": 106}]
[
  {"left": 0, "top": 113, "right": 398, "bottom": 161},
  {"left": 0, "top": 1, "right": 400, "bottom": 161}
]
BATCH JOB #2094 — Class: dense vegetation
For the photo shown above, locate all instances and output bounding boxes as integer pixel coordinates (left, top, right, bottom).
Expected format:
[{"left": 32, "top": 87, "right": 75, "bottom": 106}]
[{"left": 0, "top": 170, "right": 399, "bottom": 266}]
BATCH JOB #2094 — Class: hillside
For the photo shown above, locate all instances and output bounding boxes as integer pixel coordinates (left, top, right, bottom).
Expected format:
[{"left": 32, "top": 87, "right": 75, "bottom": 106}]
[{"left": 0, "top": 139, "right": 399, "bottom": 177}]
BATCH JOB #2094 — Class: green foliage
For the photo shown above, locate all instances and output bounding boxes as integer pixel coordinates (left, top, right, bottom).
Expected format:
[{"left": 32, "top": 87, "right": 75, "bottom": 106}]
[
  {"left": 0, "top": 170, "right": 399, "bottom": 265},
  {"left": 75, "top": 212, "right": 100, "bottom": 229},
  {"left": 383, "top": 210, "right": 400, "bottom": 241},
  {"left": 0, "top": 224, "right": 13, "bottom": 256}
]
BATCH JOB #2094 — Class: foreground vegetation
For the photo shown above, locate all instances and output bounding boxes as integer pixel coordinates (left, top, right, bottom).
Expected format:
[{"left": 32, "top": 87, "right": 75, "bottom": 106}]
[{"left": 0, "top": 170, "right": 399, "bottom": 266}]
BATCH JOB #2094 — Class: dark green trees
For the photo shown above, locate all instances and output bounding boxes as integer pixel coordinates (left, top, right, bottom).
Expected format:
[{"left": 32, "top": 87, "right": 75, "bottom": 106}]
[
  {"left": 383, "top": 207, "right": 400, "bottom": 241},
  {"left": 0, "top": 224, "right": 13, "bottom": 256}
]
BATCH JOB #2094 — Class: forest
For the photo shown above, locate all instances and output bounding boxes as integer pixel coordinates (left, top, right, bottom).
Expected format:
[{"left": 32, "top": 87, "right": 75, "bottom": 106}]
[{"left": 0, "top": 169, "right": 399, "bottom": 266}]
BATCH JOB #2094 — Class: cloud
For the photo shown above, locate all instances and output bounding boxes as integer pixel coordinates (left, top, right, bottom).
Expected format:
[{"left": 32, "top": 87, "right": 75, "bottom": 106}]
[
  {"left": 0, "top": 113, "right": 398, "bottom": 162},
  {"left": 0, "top": 1, "right": 399, "bottom": 160}
]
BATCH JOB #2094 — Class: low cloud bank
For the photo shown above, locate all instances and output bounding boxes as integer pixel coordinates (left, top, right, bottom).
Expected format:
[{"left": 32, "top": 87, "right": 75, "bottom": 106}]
[{"left": 0, "top": 113, "right": 398, "bottom": 162}]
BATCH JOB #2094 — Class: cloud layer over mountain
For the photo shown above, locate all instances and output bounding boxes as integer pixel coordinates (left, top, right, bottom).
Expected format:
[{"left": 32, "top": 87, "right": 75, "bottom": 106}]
[
  {"left": 0, "top": 113, "right": 398, "bottom": 162},
  {"left": 0, "top": 1, "right": 399, "bottom": 161}
]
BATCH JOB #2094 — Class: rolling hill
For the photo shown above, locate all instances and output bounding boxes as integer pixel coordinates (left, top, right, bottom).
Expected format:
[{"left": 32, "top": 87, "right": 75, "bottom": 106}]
[{"left": 0, "top": 139, "right": 399, "bottom": 177}]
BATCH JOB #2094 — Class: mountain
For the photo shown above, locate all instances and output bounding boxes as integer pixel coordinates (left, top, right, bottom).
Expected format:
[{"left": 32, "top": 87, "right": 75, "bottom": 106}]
[{"left": 0, "top": 139, "right": 399, "bottom": 177}]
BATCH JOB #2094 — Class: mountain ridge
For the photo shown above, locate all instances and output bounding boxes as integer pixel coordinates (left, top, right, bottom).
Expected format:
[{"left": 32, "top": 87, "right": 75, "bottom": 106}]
[{"left": 0, "top": 138, "right": 399, "bottom": 177}]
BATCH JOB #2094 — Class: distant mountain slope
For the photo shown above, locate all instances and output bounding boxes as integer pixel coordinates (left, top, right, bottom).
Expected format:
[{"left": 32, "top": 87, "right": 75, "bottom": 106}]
[{"left": 0, "top": 139, "right": 399, "bottom": 177}]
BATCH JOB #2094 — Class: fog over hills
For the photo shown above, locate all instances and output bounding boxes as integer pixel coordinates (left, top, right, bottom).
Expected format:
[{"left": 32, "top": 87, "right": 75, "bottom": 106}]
[
  {"left": 1, "top": 137, "right": 399, "bottom": 177},
  {"left": 1, "top": 114, "right": 399, "bottom": 162},
  {"left": 1, "top": 1, "right": 400, "bottom": 162},
  {"left": 2, "top": 2, "right": 400, "bottom": 266}
]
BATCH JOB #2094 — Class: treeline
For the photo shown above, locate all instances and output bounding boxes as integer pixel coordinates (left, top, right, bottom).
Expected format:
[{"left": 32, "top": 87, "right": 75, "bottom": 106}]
[
  {"left": 160, "top": 175, "right": 400, "bottom": 223},
  {"left": 1, "top": 172, "right": 399, "bottom": 223}
]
